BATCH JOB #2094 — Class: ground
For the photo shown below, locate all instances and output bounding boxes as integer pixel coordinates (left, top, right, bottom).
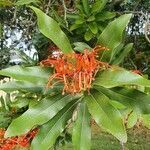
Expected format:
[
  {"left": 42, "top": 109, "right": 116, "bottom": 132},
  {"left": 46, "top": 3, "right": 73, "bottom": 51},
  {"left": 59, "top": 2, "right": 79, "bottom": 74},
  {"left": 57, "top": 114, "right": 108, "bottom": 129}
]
[{"left": 59, "top": 124, "right": 150, "bottom": 150}]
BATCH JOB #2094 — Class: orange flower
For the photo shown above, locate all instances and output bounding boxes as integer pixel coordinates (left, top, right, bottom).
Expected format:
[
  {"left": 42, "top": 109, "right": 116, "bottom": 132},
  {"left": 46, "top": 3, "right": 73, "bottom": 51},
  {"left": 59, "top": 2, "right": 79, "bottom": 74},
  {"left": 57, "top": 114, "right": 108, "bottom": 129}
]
[
  {"left": 41, "top": 45, "right": 109, "bottom": 94},
  {"left": 0, "top": 128, "right": 38, "bottom": 150}
]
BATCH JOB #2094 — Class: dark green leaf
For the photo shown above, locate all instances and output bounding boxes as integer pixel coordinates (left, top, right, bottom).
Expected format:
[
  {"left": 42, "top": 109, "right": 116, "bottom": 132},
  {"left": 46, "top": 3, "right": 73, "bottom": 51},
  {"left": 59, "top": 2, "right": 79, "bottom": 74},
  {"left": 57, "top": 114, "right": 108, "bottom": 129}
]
[
  {"left": 31, "top": 99, "right": 80, "bottom": 150},
  {"left": 91, "top": 0, "right": 108, "bottom": 13},
  {"left": 94, "top": 86, "right": 150, "bottom": 114},
  {"left": 81, "top": 0, "right": 90, "bottom": 15},
  {"left": 94, "top": 67, "right": 150, "bottom": 88},
  {"left": 84, "top": 90, "right": 127, "bottom": 143},
  {"left": 112, "top": 43, "right": 133, "bottom": 65},
  {"left": 97, "top": 14, "right": 132, "bottom": 61},
  {"left": 72, "top": 102, "right": 91, "bottom": 150},
  {"left": 5, "top": 94, "right": 81, "bottom": 137},
  {"left": 30, "top": 6, "right": 73, "bottom": 54},
  {"left": 96, "top": 11, "right": 116, "bottom": 21},
  {"left": 67, "top": 14, "right": 80, "bottom": 19}
]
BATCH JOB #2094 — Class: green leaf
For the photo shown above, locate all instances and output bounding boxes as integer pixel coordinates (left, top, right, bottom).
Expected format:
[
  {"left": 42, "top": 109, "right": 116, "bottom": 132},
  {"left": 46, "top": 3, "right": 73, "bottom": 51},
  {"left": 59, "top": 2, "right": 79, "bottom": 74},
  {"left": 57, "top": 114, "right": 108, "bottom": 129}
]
[
  {"left": 94, "top": 67, "right": 150, "bottom": 88},
  {"left": 74, "top": 42, "right": 92, "bottom": 53},
  {"left": 0, "top": 81, "right": 44, "bottom": 93},
  {"left": 70, "top": 24, "right": 82, "bottom": 31},
  {"left": 31, "top": 99, "right": 80, "bottom": 150},
  {"left": 72, "top": 102, "right": 91, "bottom": 150},
  {"left": 88, "top": 22, "right": 98, "bottom": 34},
  {"left": 109, "top": 43, "right": 124, "bottom": 63},
  {"left": 142, "top": 114, "right": 150, "bottom": 129},
  {"left": 15, "top": 0, "right": 39, "bottom": 5},
  {"left": 97, "top": 14, "right": 132, "bottom": 61},
  {"left": 30, "top": 6, "right": 73, "bottom": 54},
  {"left": 95, "top": 86, "right": 150, "bottom": 114},
  {"left": 96, "top": 11, "right": 116, "bottom": 21},
  {"left": 81, "top": 0, "right": 90, "bottom": 15},
  {"left": 127, "top": 111, "right": 138, "bottom": 129},
  {"left": 112, "top": 43, "right": 133, "bottom": 64},
  {"left": 84, "top": 90, "right": 127, "bottom": 143},
  {"left": 75, "top": 18, "right": 85, "bottom": 24},
  {"left": 5, "top": 94, "right": 81, "bottom": 137},
  {"left": 67, "top": 14, "right": 80, "bottom": 19},
  {"left": 0, "top": 66, "right": 51, "bottom": 84},
  {"left": 87, "top": 15, "right": 95, "bottom": 22},
  {"left": 91, "top": 0, "right": 108, "bottom": 13},
  {"left": 84, "top": 30, "right": 93, "bottom": 41}
]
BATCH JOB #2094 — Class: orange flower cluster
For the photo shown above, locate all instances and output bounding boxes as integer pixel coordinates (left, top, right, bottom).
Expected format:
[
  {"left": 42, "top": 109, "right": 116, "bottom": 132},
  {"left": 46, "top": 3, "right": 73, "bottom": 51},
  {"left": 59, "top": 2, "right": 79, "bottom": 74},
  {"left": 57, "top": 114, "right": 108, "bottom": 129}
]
[
  {"left": 0, "top": 128, "right": 38, "bottom": 150},
  {"left": 41, "top": 45, "right": 109, "bottom": 94}
]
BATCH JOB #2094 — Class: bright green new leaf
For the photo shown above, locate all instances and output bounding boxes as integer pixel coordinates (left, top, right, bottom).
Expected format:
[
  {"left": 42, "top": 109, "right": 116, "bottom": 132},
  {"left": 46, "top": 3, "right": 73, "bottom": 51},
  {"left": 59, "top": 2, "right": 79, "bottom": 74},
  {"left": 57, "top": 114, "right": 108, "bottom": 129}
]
[
  {"left": 97, "top": 14, "right": 132, "bottom": 61},
  {"left": 30, "top": 6, "right": 73, "bottom": 54},
  {"left": 15, "top": 0, "right": 39, "bottom": 5},
  {"left": 72, "top": 102, "right": 91, "bottom": 150},
  {"left": 0, "top": 66, "right": 51, "bottom": 84},
  {"left": 5, "top": 94, "right": 81, "bottom": 137},
  {"left": 88, "top": 22, "right": 98, "bottom": 34},
  {"left": 31, "top": 99, "right": 79, "bottom": 150},
  {"left": 94, "top": 67, "right": 150, "bottom": 88},
  {"left": 84, "top": 30, "right": 93, "bottom": 41},
  {"left": 84, "top": 90, "right": 127, "bottom": 143}
]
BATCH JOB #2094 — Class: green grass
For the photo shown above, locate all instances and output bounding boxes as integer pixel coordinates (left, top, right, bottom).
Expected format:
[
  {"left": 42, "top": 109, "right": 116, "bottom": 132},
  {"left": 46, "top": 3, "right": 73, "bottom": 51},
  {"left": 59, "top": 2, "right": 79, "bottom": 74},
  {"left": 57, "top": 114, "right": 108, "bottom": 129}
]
[{"left": 58, "top": 124, "right": 150, "bottom": 150}]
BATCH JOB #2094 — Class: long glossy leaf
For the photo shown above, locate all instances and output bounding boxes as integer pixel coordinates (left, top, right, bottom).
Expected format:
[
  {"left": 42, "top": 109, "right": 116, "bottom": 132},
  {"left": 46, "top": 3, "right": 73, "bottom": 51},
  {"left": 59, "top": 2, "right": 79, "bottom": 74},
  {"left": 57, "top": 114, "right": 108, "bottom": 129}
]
[
  {"left": 0, "top": 66, "right": 51, "bottom": 84},
  {"left": 31, "top": 99, "right": 80, "bottom": 150},
  {"left": 72, "top": 102, "right": 91, "bottom": 150},
  {"left": 95, "top": 86, "right": 150, "bottom": 114},
  {"left": 30, "top": 6, "right": 73, "bottom": 54},
  {"left": 97, "top": 14, "right": 132, "bottom": 61},
  {"left": 94, "top": 67, "right": 150, "bottom": 88},
  {"left": 0, "top": 81, "right": 44, "bottom": 93},
  {"left": 5, "top": 94, "right": 81, "bottom": 137},
  {"left": 84, "top": 90, "right": 127, "bottom": 143}
]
